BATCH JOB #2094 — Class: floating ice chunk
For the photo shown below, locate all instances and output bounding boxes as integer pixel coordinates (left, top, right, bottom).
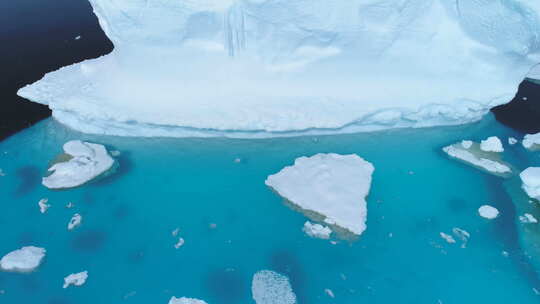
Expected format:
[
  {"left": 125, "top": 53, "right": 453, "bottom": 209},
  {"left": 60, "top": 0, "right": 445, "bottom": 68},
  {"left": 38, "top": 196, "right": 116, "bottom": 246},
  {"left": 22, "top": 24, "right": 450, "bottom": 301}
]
[
  {"left": 0, "top": 169, "right": 5, "bottom": 176},
  {"left": 522, "top": 133, "right": 540, "bottom": 151},
  {"left": 174, "top": 238, "right": 185, "bottom": 249},
  {"left": 38, "top": 198, "right": 50, "bottom": 214},
  {"left": 171, "top": 228, "right": 180, "bottom": 237},
  {"left": 110, "top": 150, "right": 121, "bottom": 157},
  {"left": 66, "top": 202, "right": 74, "bottom": 209},
  {"left": 252, "top": 270, "right": 296, "bottom": 304},
  {"left": 508, "top": 137, "right": 518, "bottom": 145},
  {"left": 440, "top": 232, "right": 456, "bottom": 244},
  {"left": 324, "top": 288, "right": 335, "bottom": 298},
  {"left": 42, "top": 140, "right": 115, "bottom": 189},
  {"left": 520, "top": 167, "right": 540, "bottom": 200},
  {"left": 75, "top": 35, "right": 81, "bottom": 40},
  {"left": 266, "top": 153, "right": 373, "bottom": 235},
  {"left": 480, "top": 136, "right": 504, "bottom": 153},
  {"left": 0, "top": 246, "right": 46, "bottom": 273},
  {"left": 520, "top": 213, "right": 538, "bottom": 223},
  {"left": 63, "top": 271, "right": 88, "bottom": 288},
  {"left": 442, "top": 142, "right": 511, "bottom": 176},
  {"left": 478, "top": 205, "right": 499, "bottom": 219},
  {"left": 68, "top": 214, "right": 82, "bottom": 231},
  {"left": 168, "top": 297, "right": 208, "bottom": 304},
  {"left": 302, "top": 221, "right": 331, "bottom": 239},
  {"left": 452, "top": 228, "right": 470, "bottom": 248}
]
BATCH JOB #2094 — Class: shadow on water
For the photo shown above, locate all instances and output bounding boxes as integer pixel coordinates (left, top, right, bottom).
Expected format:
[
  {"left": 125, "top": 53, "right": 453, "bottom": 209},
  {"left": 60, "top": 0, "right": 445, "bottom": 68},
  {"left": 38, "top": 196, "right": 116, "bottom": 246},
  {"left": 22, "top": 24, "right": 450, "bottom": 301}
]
[
  {"left": 204, "top": 268, "right": 247, "bottom": 304},
  {"left": 269, "top": 250, "right": 307, "bottom": 303},
  {"left": 71, "top": 230, "right": 107, "bottom": 252},
  {"left": 90, "top": 150, "right": 134, "bottom": 188},
  {"left": 13, "top": 166, "right": 41, "bottom": 196},
  {"left": 446, "top": 197, "right": 472, "bottom": 214}
]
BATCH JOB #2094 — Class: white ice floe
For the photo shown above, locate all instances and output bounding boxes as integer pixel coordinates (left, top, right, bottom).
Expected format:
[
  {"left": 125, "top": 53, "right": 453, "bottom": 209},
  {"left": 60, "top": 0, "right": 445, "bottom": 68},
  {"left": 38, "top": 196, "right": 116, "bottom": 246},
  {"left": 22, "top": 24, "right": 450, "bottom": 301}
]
[
  {"left": 508, "top": 137, "right": 518, "bottom": 145},
  {"left": 266, "top": 153, "right": 374, "bottom": 235},
  {"left": 174, "top": 238, "right": 185, "bottom": 249},
  {"left": 63, "top": 271, "right": 88, "bottom": 288},
  {"left": 478, "top": 205, "right": 499, "bottom": 219},
  {"left": 440, "top": 232, "right": 456, "bottom": 244},
  {"left": 38, "top": 198, "right": 50, "bottom": 214},
  {"left": 0, "top": 246, "right": 46, "bottom": 273},
  {"left": 442, "top": 142, "right": 511, "bottom": 176},
  {"left": 68, "top": 214, "right": 82, "bottom": 231},
  {"left": 42, "top": 140, "right": 115, "bottom": 189},
  {"left": 520, "top": 213, "right": 538, "bottom": 223},
  {"left": 168, "top": 297, "right": 208, "bottom": 304},
  {"left": 452, "top": 228, "right": 470, "bottom": 248},
  {"left": 252, "top": 270, "right": 296, "bottom": 304},
  {"left": 75, "top": 35, "right": 81, "bottom": 40},
  {"left": 480, "top": 136, "right": 504, "bottom": 153},
  {"left": 171, "top": 228, "right": 180, "bottom": 237},
  {"left": 520, "top": 167, "right": 540, "bottom": 200},
  {"left": 324, "top": 288, "right": 335, "bottom": 298},
  {"left": 303, "top": 221, "right": 332, "bottom": 239},
  {"left": 17, "top": 0, "right": 540, "bottom": 138},
  {"left": 522, "top": 133, "right": 540, "bottom": 150}
]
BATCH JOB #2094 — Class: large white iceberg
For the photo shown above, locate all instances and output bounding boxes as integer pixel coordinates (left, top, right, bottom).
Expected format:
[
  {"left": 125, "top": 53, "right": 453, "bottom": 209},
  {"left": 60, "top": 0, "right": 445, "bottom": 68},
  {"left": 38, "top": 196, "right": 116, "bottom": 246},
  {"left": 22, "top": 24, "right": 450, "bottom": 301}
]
[
  {"left": 252, "top": 270, "right": 296, "bottom": 304},
  {"left": 0, "top": 246, "right": 46, "bottom": 273},
  {"left": 43, "top": 140, "right": 115, "bottom": 189},
  {"left": 17, "top": 0, "right": 540, "bottom": 138},
  {"left": 520, "top": 167, "right": 540, "bottom": 200},
  {"left": 265, "top": 153, "right": 373, "bottom": 235}
]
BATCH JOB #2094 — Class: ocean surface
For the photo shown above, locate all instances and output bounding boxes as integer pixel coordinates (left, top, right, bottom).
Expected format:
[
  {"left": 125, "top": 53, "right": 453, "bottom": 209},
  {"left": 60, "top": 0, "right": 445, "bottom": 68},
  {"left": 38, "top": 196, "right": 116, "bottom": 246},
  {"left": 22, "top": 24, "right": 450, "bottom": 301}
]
[{"left": 1, "top": 115, "right": 539, "bottom": 304}]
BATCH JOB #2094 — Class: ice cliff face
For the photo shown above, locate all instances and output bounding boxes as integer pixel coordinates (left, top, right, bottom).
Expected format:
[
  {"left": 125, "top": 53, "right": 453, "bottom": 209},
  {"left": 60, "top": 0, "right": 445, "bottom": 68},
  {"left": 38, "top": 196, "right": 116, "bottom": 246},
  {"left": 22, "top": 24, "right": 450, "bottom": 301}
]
[{"left": 18, "top": 0, "right": 540, "bottom": 137}]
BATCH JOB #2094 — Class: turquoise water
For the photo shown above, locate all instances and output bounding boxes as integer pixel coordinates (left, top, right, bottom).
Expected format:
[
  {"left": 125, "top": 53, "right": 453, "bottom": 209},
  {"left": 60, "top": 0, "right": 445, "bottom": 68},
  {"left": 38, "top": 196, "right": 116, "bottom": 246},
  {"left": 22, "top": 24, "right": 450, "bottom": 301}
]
[{"left": 1, "top": 115, "right": 539, "bottom": 303}]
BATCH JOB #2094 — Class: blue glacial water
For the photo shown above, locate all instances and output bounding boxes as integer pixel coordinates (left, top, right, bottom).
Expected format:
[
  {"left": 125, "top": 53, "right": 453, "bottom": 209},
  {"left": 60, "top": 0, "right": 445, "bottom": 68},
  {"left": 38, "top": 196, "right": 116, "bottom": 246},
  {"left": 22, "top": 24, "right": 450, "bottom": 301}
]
[{"left": 1, "top": 115, "right": 539, "bottom": 304}]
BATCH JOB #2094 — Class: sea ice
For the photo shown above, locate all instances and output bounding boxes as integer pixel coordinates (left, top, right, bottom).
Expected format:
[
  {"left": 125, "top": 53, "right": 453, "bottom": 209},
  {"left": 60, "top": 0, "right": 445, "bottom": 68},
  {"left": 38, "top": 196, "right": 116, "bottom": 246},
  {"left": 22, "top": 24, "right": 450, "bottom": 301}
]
[
  {"left": 508, "top": 137, "right": 518, "bottom": 145},
  {"left": 17, "top": 0, "right": 540, "bottom": 138},
  {"left": 168, "top": 297, "right": 208, "bottom": 304},
  {"left": 0, "top": 246, "right": 46, "bottom": 273},
  {"left": 522, "top": 133, "right": 540, "bottom": 151},
  {"left": 324, "top": 289, "right": 335, "bottom": 298},
  {"left": 302, "top": 221, "right": 331, "bottom": 239},
  {"left": 68, "top": 214, "right": 82, "bottom": 231},
  {"left": 440, "top": 232, "right": 456, "bottom": 244},
  {"left": 174, "top": 238, "right": 185, "bottom": 249},
  {"left": 38, "top": 198, "right": 50, "bottom": 214},
  {"left": 252, "top": 270, "right": 296, "bottom": 304},
  {"left": 265, "top": 153, "right": 374, "bottom": 235},
  {"left": 520, "top": 213, "right": 538, "bottom": 224},
  {"left": 442, "top": 142, "right": 511, "bottom": 176},
  {"left": 42, "top": 140, "right": 115, "bottom": 189},
  {"left": 63, "top": 271, "right": 88, "bottom": 288},
  {"left": 478, "top": 205, "right": 499, "bottom": 219},
  {"left": 520, "top": 167, "right": 540, "bottom": 200},
  {"left": 480, "top": 136, "right": 504, "bottom": 153}
]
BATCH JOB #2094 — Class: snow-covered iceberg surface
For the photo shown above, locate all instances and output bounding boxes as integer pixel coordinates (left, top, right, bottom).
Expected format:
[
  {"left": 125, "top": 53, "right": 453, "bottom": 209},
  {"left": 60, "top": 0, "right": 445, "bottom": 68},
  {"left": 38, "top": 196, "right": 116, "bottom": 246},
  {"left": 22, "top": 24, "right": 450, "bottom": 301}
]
[
  {"left": 43, "top": 140, "right": 115, "bottom": 189},
  {"left": 266, "top": 153, "right": 373, "bottom": 236},
  {"left": 522, "top": 133, "right": 540, "bottom": 151},
  {"left": 520, "top": 167, "right": 540, "bottom": 200},
  {"left": 0, "top": 246, "right": 46, "bottom": 273},
  {"left": 252, "top": 270, "right": 296, "bottom": 304},
  {"left": 168, "top": 297, "right": 208, "bottom": 304},
  {"left": 17, "top": 0, "right": 540, "bottom": 138},
  {"left": 442, "top": 140, "right": 512, "bottom": 177}
]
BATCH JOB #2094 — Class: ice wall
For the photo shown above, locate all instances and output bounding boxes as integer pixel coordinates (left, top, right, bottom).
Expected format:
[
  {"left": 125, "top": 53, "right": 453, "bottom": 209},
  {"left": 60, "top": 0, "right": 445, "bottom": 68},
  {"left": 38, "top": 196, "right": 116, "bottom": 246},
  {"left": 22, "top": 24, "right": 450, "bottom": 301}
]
[{"left": 18, "top": 0, "right": 540, "bottom": 138}]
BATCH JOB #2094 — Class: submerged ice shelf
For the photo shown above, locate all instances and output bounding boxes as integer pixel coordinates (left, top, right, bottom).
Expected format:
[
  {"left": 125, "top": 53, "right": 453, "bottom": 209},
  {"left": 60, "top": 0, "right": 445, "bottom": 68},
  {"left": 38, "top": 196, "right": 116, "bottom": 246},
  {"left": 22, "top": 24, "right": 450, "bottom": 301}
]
[{"left": 17, "top": 0, "right": 540, "bottom": 138}]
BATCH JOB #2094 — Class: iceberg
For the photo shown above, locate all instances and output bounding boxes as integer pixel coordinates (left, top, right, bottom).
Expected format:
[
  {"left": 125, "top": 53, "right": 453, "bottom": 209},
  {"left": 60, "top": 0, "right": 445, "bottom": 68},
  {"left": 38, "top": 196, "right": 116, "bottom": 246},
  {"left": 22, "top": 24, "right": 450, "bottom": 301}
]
[
  {"left": 63, "top": 271, "right": 88, "bottom": 288},
  {"left": 478, "top": 205, "right": 499, "bottom": 219},
  {"left": 522, "top": 133, "right": 540, "bottom": 151},
  {"left": 479, "top": 136, "right": 504, "bottom": 153},
  {"left": 520, "top": 167, "right": 540, "bottom": 200},
  {"left": 252, "top": 270, "right": 296, "bottom": 304},
  {"left": 42, "top": 140, "right": 115, "bottom": 189},
  {"left": 442, "top": 141, "right": 512, "bottom": 177},
  {"left": 68, "top": 213, "right": 83, "bottom": 231},
  {"left": 168, "top": 297, "right": 208, "bottom": 304},
  {"left": 17, "top": 0, "right": 540, "bottom": 138},
  {"left": 302, "top": 221, "right": 332, "bottom": 240},
  {"left": 265, "top": 153, "right": 373, "bottom": 236},
  {"left": 519, "top": 213, "right": 538, "bottom": 224},
  {"left": 0, "top": 246, "right": 46, "bottom": 273}
]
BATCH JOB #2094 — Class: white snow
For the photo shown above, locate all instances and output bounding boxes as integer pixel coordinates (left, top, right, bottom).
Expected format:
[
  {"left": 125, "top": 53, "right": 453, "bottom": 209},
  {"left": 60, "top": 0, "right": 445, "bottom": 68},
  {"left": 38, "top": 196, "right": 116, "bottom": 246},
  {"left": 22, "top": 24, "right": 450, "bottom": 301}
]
[
  {"left": 520, "top": 213, "right": 538, "bottom": 223},
  {"left": 523, "top": 133, "right": 540, "bottom": 151},
  {"left": 42, "top": 140, "right": 115, "bottom": 189},
  {"left": 68, "top": 214, "right": 82, "bottom": 231},
  {"left": 168, "top": 297, "right": 208, "bottom": 304},
  {"left": 480, "top": 136, "right": 504, "bottom": 153},
  {"left": 508, "top": 137, "right": 518, "bottom": 145},
  {"left": 38, "top": 198, "right": 50, "bottom": 214},
  {"left": 440, "top": 232, "right": 456, "bottom": 244},
  {"left": 520, "top": 167, "right": 540, "bottom": 200},
  {"left": 0, "top": 246, "right": 46, "bottom": 273},
  {"left": 252, "top": 270, "right": 296, "bottom": 304},
  {"left": 478, "top": 205, "right": 499, "bottom": 219},
  {"left": 265, "top": 153, "right": 374, "bottom": 235},
  {"left": 17, "top": 0, "right": 540, "bottom": 138},
  {"left": 442, "top": 143, "right": 511, "bottom": 175},
  {"left": 302, "top": 221, "right": 331, "bottom": 239},
  {"left": 63, "top": 271, "right": 88, "bottom": 288}
]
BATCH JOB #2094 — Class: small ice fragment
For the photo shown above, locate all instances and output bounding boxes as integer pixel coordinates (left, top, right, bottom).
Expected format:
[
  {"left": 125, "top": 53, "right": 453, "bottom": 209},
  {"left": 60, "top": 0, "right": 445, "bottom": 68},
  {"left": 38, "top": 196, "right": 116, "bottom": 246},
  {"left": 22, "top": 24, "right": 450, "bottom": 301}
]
[
  {"left": 302, "top": 221, "right": 331, "bottom": 239},
  {"left": 209, "top": 223, "right": 217, "bottom": 229},
  {"left": 0, "top": 246, "right": 46, "bottom": 273},
  {"left": 440, "top": 232, "right": 456, "bottom": 244},
  {"left": 68, "top": 214, "right": 82, "bottom": 230},
  {"left": 168, "top": 297, "right": 208, "bottom": 304},
  {"left": 174, "top": 238, "right": 185, "bottom": 249},
  {"left": 502, "top": 251, "right": 509, "bottom": 257},
  {"left": 66, "top": 202, "right": 74, "bottom": 209},
  {"left": 252, "top": 270, "right": 296, "bottom": 304},
  {"left": 452, "top": 228, "right": 470, "bottom": 248},
  {"left": 75, "top": 35, "right": 81, "bottom": 40},
  {"left": 519, "top": 213, "right": 538, "bottom": 223},
  {"left": 324, "top": 288, "right": 335, "bottom": 298},
  {"left": 0, "top": 169, "right": 5, "bottom": 176},
  {"left": 480, "top": 136, "right": 504, "bottom": 153},
  {"left": 234, "top": 158, "right": 241, "bottom": 163},
  {"left": 340, "top": 273, "right": 347, "bottom": 280},
  {"left": 38, "top": 198, "right": 50, "bottom": 214},
  {"left": 172, "top": 228, "right": 180, "bottom": 237},
  {"left": 508, "top": 137, "right": 518, "bottom": 145},
  {"left": 63, "top": 271, "right": 88, "bottom": 288},
  {"left": 110, "top": 150, "right": 121, "bottom": 157},
  {"left": 523, "top": 97, "right": 528, "bottom": 101},
  {"left": 461, "top": 140, "right": 473, "bottom": 149},
  {"left": 478, "top": 205, "right": 499, "bottom": 219}
]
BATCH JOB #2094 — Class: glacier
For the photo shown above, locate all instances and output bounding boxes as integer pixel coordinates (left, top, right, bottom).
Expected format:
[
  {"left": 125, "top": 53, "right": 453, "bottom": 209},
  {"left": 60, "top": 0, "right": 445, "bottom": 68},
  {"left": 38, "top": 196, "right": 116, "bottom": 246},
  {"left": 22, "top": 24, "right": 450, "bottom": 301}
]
[{"left": 17, "top": 0, "right": 540, "bottom": 138}]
